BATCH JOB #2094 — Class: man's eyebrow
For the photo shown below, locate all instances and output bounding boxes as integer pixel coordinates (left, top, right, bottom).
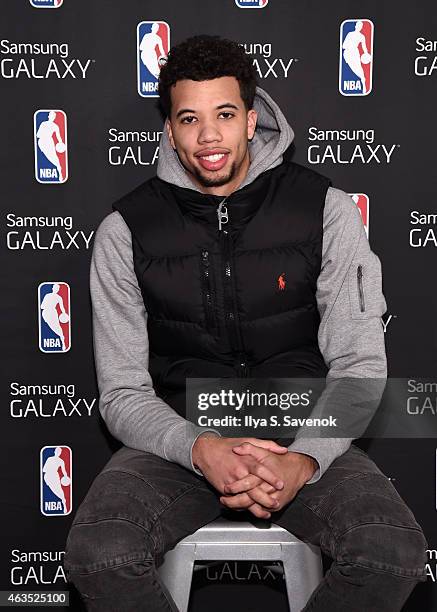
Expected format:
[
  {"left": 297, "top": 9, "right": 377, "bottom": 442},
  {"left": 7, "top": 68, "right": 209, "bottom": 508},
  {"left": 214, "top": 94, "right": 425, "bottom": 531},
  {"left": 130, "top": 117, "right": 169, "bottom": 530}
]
[{"left": 175, "top": 103, "right": 239, "bottom": 119}]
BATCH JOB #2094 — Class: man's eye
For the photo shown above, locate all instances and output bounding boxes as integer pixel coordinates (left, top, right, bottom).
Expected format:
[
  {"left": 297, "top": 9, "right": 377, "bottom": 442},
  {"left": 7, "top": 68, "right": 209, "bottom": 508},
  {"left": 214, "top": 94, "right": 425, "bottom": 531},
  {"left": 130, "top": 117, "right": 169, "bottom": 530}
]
[{"left": 181, "top": 111, "right": 235, "bottom": 124}]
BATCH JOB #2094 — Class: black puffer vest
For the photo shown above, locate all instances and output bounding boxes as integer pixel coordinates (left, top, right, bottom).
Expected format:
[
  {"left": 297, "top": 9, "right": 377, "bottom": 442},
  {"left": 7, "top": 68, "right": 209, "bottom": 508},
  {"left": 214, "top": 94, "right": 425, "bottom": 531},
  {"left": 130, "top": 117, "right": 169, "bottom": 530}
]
[{"left": 113, "top": 160, "right": 331, "bottom": 419}]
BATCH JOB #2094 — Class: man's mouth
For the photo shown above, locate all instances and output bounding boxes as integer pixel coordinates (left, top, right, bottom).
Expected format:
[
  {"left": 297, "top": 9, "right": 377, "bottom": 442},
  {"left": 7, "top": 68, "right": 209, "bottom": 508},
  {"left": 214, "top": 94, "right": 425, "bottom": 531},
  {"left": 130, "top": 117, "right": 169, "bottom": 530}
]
[{"left": 196, "top": 151, "right": 230, "bottom": 171}]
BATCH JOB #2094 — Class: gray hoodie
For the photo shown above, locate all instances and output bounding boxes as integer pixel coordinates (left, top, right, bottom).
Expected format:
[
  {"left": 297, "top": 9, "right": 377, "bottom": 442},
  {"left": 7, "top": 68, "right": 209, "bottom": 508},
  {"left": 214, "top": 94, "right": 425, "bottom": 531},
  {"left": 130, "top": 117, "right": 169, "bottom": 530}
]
[{"left": 90, "top": 86, "right": 387, "bottom": 484}]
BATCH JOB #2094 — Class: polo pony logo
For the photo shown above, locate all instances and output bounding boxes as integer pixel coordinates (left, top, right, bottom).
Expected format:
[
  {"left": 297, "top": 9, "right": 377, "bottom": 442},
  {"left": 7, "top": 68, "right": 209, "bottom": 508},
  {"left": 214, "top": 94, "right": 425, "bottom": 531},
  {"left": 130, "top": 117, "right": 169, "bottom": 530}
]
[{"left": 278, "top": 272, "right": 286, "bottom": 291}]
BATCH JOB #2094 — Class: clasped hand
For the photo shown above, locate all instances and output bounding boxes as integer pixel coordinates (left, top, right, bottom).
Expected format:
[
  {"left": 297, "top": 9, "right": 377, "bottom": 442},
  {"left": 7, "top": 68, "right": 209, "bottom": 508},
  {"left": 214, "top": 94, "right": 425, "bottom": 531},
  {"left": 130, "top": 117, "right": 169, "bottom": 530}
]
[
  {"left": 221, "top": 442, "right": 317, "bottom": 518},
  {"left": 193, "top": 436, "right": 317, "bottom": 519}
]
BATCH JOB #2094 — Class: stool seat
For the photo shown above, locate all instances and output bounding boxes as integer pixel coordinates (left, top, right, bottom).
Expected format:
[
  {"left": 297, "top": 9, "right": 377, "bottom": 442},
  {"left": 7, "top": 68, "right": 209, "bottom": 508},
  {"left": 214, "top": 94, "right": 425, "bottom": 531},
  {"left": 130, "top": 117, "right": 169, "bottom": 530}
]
[{"left": 157, "top": 516, "right": 323, "bottom": 611}]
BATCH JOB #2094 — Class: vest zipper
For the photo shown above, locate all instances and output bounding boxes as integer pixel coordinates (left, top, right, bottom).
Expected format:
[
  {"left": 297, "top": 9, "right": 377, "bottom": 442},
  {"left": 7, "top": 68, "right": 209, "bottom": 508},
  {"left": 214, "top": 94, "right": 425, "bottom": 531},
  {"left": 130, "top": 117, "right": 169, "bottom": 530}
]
[
  {"left": 357, "top": 264, "right": 365, "bottom": 312},
  {"left": 238, "top": 359, "right": 249, "bottom": 377},
  {"left": 217, "top": 198, "right": 229, "bottom": 231},
  {"left": 217, "top": 197, "right": 249, "bottom": 378},
  {"left": 200, "top": 249, "right": 216, "bottom": 332}
]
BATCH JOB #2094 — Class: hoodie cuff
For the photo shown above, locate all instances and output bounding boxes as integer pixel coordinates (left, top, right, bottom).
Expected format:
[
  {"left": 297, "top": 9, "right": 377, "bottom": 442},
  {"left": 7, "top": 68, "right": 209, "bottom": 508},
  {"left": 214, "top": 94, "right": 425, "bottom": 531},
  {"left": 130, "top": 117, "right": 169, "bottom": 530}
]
[
  {"left": 163, "top": 421, "right": 221, "bottom": 475},
  {"left": 287, "top": 438, "right": 353, "bottom": 484}
]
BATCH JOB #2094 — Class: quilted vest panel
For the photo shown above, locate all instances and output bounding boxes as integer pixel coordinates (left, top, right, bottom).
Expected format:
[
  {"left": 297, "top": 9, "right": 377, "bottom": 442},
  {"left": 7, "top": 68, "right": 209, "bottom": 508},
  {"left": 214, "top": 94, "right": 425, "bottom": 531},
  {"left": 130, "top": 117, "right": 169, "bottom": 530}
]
[{"left": 113, "top": 160, "right": 331, "bottom": 418}]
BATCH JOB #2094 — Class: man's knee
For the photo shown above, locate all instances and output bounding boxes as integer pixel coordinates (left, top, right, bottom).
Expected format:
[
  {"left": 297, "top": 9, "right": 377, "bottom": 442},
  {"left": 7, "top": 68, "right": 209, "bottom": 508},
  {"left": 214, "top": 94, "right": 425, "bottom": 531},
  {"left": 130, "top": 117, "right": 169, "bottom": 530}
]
[
  {"left": 64, "top": 471, "right": 161, "bottom": 578},
  {"left": 64, "top": 518, "right": 153, "bottom": 578},
  {"left": 335, "top": 494, "right": 428, "bottom": 580}
]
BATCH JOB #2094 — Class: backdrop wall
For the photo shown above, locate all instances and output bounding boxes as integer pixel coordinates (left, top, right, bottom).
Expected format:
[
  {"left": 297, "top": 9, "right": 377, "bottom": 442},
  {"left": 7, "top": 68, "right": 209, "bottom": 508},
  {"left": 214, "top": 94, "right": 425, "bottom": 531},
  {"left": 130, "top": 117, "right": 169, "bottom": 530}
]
[{"left": 2, "top": 1, "right": 437, "bottom": 610}]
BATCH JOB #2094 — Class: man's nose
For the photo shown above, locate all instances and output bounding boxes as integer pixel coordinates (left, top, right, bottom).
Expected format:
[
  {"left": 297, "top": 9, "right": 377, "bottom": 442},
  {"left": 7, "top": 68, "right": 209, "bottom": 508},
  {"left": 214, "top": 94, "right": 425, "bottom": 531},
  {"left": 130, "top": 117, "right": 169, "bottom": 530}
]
[{"left": 198, "top": 123, "right": 223, "bottom": 143}]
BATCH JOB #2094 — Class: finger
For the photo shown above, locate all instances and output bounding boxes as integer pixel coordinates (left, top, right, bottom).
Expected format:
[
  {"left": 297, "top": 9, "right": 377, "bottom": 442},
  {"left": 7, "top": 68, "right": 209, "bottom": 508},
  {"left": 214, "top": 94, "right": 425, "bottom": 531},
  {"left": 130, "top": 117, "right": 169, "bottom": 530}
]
[
  {"left": 223, "top": 475, "right": 278, "bottom": 495},
  {"left": 244, "top": 486, "right": 280, "bottom": 509},
  {"left": 219, "top": 492, "right": 253, "bottom": 509},
  {"left": 223, "top": 474, "right": 263, "bottom": 494},
  {"left": 246, "top": 459, "right": 284, "bottom": 490},
  {"left": 232, "top": 443, "right": 270, "bottom": 461},
  {"left": 258, "top": 481, "right": 277, "bottom": 494},
  {"left": 248, "top": 503, "right": 271, "bottom": 520},
  {"left": 245, "top": 439, "right": 288, "bottom": 455},
  {"left": 232, "top": 445, "right": 285, "bottom": 489}
]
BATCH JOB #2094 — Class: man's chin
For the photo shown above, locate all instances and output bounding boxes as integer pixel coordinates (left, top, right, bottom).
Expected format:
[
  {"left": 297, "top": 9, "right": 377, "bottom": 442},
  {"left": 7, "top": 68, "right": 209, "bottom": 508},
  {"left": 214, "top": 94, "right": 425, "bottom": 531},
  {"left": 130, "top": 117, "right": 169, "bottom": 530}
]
[{"left": 192, "top": 163, "right": 237, "bottom": 188}]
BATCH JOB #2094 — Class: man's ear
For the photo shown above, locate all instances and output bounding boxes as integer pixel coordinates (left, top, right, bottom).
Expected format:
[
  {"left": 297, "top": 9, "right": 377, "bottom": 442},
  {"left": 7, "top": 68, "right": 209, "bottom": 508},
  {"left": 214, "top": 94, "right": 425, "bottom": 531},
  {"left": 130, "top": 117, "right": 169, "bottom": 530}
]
[
  {"left": 166, "top": 119, "right": 176, "bottom": 150},
  {"left": 247, "top": 109, "right": 257, "bottom": 142}
]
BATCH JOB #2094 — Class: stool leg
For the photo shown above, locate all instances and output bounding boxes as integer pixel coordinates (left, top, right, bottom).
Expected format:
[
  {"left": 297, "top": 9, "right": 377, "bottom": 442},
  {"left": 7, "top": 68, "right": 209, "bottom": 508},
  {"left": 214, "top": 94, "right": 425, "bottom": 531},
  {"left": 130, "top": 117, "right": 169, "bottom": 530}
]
[
  {"left": 281, "top": 544, "right": 323, "bottom": 612},
  {"left": 157, "top": 544, "right": 195, "bottom": 612}
]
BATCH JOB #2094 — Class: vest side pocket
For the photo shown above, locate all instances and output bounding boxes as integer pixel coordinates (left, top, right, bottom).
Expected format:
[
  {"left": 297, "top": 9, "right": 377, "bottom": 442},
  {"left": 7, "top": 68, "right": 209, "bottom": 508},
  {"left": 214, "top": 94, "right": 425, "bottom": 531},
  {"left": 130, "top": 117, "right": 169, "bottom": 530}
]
[{"left": 199, "top": 250, "right": 218, "bottom": 334}]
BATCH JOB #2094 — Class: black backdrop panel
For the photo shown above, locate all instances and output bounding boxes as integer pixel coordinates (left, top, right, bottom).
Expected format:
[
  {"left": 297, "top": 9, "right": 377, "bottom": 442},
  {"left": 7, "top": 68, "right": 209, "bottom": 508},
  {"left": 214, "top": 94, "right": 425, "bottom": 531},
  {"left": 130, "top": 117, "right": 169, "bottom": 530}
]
[{"left": 1, "top": 1, "right": 437, "bottom": 610}]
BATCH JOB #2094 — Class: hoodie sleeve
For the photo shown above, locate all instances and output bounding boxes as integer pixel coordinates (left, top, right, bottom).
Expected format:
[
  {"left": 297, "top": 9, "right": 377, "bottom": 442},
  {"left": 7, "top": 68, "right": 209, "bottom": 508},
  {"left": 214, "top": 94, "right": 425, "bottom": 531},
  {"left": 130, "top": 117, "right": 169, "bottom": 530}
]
[
  {"left": 89, "top": 211, "right": 221, "bottom": 474},
  {"left": 287, "top": 187, "right": 388, "bottom": 483}
]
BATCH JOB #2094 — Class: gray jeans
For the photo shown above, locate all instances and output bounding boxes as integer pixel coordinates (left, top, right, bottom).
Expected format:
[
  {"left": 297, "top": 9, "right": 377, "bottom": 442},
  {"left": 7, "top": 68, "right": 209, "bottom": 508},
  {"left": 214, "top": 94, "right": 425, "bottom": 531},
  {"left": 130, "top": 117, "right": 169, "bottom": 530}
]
[{"left": 64, "top": 444, "right": 428, "bottom": 611}]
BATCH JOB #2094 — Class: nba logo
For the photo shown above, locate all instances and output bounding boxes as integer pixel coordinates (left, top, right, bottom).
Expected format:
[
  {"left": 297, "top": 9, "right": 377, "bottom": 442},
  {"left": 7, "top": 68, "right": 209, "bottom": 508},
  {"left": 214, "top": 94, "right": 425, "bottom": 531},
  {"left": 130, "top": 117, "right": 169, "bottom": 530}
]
[
  {"left": 235, "top": 0, "right": 269, "bottom": 7},
  {"left": 38, "top": 282, "right": 71, "bottom": 353},
  {"left": 137, "top": 21, "right": 170, "bottom": 98},
  {"left": 30, "top": 0, "right": 63, "bottom": 8},
  {"left": 34, "top": 110, "right": 68, "bottom": 183},
  {"left": 339, "top": 19, "right": 374, "bottom": 96},
  {"left": 41, "top": 446, "right": 72, "bottom": 516},
  {"left": 350, "top": 193, "right": 370, "bottom": 238}
]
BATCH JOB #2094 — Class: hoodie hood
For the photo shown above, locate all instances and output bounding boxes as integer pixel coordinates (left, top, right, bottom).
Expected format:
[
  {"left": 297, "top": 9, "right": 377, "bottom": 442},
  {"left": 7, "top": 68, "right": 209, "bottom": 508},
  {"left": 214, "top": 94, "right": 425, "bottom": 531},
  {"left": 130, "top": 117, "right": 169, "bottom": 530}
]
[{"left": 156, "top": 85, "right": 294, "bottom": 193}]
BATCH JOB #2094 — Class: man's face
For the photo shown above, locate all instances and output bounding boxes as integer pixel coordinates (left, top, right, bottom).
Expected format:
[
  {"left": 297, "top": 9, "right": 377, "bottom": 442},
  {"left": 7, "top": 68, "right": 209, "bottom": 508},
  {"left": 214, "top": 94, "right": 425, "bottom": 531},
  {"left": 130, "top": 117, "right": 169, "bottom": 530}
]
[{"left": 165, "top": 76, "right": 257, "bottom": 193}]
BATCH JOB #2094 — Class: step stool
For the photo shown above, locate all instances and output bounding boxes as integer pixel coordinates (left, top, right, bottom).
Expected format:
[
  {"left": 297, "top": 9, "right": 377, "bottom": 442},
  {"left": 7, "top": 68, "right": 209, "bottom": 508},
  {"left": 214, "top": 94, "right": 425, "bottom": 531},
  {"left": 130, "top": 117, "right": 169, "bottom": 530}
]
[{"left": 156, "top": 515, "right": 323, "bottom": 611}]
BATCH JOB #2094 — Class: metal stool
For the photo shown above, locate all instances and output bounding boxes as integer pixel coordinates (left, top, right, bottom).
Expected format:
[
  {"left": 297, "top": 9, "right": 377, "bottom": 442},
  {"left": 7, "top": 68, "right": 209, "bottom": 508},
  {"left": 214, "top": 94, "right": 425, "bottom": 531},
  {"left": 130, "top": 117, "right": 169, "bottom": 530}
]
[{"left": 157, "top": 515, "right": 323, "bottom": 612}]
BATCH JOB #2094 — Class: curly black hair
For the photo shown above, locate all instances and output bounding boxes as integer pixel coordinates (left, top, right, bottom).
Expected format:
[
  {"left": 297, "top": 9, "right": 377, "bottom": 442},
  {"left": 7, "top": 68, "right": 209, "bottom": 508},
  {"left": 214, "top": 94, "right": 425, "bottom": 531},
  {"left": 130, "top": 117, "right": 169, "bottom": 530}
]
[{"left": 158, "top": 35, "right": 258, "bottom": 118}]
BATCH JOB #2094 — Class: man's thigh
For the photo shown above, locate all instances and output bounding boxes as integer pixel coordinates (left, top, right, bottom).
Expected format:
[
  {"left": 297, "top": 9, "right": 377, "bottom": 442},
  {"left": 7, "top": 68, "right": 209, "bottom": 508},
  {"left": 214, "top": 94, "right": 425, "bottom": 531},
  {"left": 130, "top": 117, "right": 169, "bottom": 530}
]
[
  {"left": 272, "top": 444, "right": 428, "bottom": 577},
  {"left": 68, "top": 446, "right": 223, "bottom": 565}
]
